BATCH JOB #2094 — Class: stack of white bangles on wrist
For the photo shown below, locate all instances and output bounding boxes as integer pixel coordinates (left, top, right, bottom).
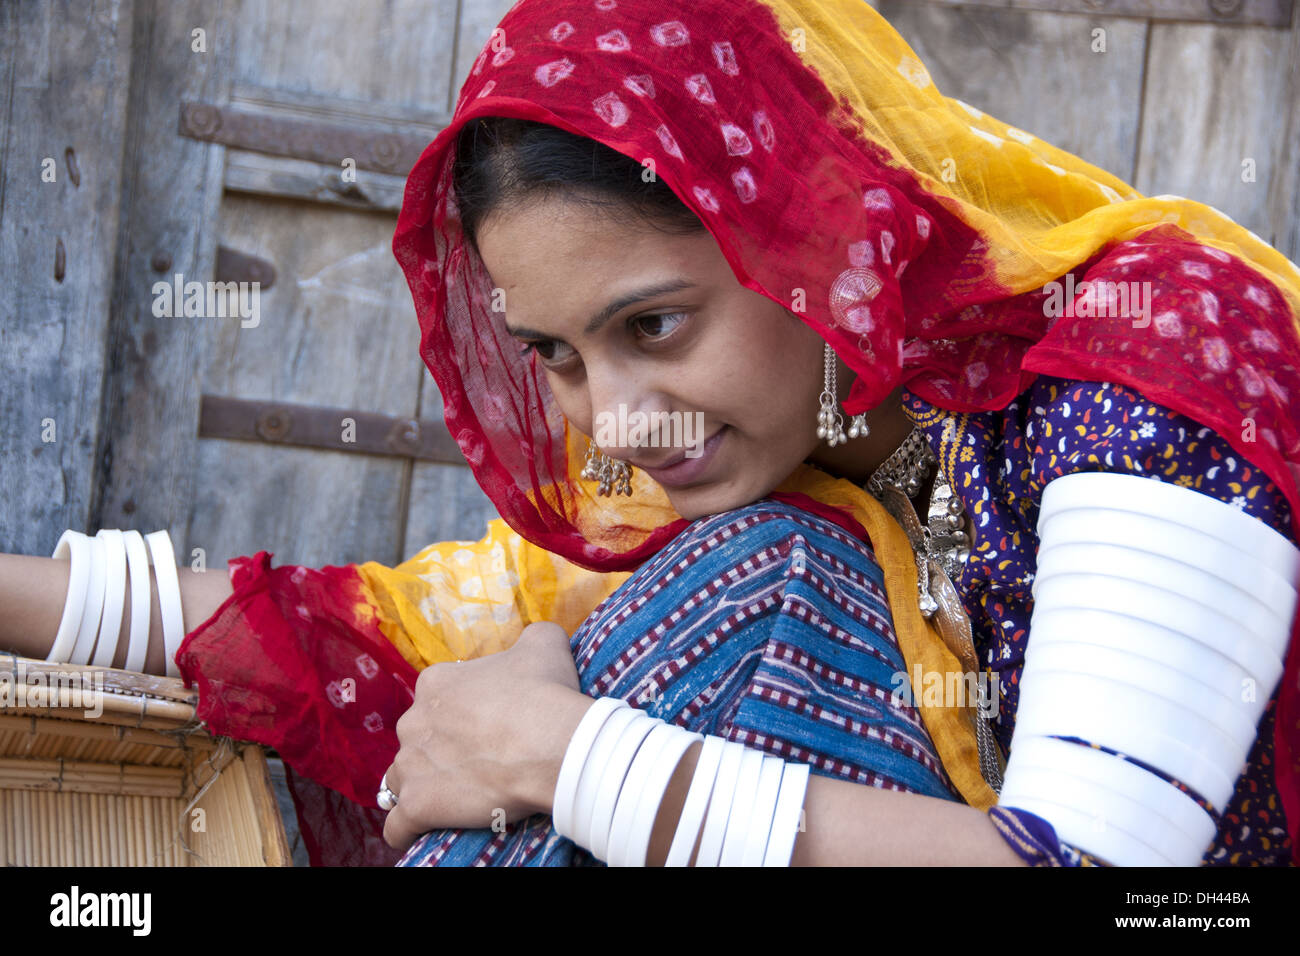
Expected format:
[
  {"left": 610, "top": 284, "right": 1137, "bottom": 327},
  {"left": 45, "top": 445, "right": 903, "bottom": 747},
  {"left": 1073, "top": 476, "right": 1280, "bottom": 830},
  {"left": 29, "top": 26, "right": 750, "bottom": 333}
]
[
  {"left": 552, "top": 697, "right": 811, "bottom": 866},
  {"left": 47, "top": 529, "right": 186, "bottom": 678},
  {"left": 998, "top": 472, "right": 1300, "bottom": 866}
]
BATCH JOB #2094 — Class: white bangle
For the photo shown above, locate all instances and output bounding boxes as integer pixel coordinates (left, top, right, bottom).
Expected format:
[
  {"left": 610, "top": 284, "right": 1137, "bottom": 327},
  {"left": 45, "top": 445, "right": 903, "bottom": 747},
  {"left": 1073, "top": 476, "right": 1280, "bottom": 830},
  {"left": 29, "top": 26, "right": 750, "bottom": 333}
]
[
  {"left": 720, "top": 747, "right": 766, "bottom": 865},
  {"left": 93, "top": 529, "right": 128, "bottom": 668},
  {"left": 610, "top": 723, "right": 702, "bottom": 867},
  {"left": 144, "top": 530, "right": 185, "bottom": 677},
  {"left": 552, "top": 697, "right": 627, "bottom": 840},
  {"left": 999, "top": 471, "right": 1300, "bottom": 866},
  {"left": 121, "top": 530, "right": 153, "bottom": 673},
  {"left": 606, "top": 722, "right": 679, "bottom": 866},
  {"left": 588, "top": 713, "right": 659, "bottom": 861},
  {"left": 694, "top": 740, "right": 746, "bottom": 866},
  {"left": 741, "top": 755, "right": 786, "bottom": 866},
  {"left": 763, "top": 762, "right": 810, "bottom": 866},
  {"left": 569, "top": 705, "right": 641, "bottom": 849},
  {"left": 48, "top": 531, "right": 91, "bottom": 664},
  {"left": 665, "top": 735, "right": 726, "bottom": 866},
  {"left": 69, "top": 534, "right": 107, "bottom": 666}
]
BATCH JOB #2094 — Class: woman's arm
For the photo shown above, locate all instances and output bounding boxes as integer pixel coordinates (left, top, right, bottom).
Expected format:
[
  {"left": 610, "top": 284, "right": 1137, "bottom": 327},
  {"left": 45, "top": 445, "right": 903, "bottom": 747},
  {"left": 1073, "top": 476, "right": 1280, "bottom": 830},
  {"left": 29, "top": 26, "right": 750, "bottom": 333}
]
[
  {"left": 384, "top": 626, "right": 1028, "bottom": 866},
  {"left": 0, "top": 553, "right": 234, "bottom": 675},
  {"left": 640, "top": 733, "right": 1026, "bottom": 866}
]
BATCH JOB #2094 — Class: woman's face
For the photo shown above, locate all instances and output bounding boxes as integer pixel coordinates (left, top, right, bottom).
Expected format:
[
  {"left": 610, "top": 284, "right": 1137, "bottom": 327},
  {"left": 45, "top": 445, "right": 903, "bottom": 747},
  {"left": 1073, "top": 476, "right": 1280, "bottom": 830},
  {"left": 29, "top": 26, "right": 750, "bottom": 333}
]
[{"left": 475, "top": 195, "right": 828, "bottom": 520}]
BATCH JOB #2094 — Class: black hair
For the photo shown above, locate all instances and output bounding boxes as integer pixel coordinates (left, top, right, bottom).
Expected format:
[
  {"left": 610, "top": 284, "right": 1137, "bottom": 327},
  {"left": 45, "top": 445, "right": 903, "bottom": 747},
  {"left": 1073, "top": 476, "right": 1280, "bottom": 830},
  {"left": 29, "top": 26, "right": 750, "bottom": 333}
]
[{"left": 452, "top": 116, "right": 706, "bottom": 252}]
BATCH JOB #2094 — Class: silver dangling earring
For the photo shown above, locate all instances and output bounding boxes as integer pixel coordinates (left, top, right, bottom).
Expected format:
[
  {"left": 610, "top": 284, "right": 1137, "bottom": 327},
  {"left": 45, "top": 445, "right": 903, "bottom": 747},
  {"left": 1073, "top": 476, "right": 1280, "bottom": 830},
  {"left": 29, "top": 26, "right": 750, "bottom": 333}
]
[
  {"left": 580, "top": 440, "right": 633, "bottom": 496},
  {"left": 816, "top": 342, "right": 870, "bottom": 446}
]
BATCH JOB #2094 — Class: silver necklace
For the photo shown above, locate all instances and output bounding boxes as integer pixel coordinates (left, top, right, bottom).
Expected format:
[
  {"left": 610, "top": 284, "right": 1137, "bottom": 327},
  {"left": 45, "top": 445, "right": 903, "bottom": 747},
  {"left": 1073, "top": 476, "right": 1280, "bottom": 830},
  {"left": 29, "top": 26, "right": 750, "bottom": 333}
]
[
  {"left": 865, "top": 424, "right": 1003, "bottom": 792},
  {"left": 865, "top": 425, "right": 971, "bottom": 604}
]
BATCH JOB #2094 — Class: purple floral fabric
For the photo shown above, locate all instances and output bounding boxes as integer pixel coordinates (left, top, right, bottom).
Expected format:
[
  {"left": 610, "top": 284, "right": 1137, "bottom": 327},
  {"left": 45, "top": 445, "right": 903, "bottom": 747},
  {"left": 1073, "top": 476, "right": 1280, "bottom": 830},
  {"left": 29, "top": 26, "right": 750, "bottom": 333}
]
[{"left": 903, "top": 374, "right": 1296, "bottom": 866}]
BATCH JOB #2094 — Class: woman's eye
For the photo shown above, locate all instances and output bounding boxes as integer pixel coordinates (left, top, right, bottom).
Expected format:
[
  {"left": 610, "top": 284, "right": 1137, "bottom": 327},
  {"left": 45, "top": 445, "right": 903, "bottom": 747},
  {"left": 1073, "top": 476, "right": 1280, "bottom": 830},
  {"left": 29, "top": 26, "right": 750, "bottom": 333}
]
[
  {"left": 632, "top": 312, "right": 687, "bottom": 340},
  {"left": 520, "top": 339, "right": 575, "bottom": 366}
]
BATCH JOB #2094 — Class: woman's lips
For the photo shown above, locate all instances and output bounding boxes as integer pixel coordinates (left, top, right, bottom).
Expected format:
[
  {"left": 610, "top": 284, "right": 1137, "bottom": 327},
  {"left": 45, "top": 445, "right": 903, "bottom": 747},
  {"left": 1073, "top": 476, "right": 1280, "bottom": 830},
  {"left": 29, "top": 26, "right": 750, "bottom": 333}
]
[{"left": 636, "top": 426, "right": 729, "bottom": 488}]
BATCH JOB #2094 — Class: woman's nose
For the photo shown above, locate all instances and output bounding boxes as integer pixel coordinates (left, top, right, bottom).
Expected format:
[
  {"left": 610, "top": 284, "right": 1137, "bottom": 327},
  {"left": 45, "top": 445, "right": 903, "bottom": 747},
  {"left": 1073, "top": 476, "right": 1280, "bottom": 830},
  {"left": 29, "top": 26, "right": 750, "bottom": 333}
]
[{"left": 586, "top": 374, "right": 675, "bottom": 460}]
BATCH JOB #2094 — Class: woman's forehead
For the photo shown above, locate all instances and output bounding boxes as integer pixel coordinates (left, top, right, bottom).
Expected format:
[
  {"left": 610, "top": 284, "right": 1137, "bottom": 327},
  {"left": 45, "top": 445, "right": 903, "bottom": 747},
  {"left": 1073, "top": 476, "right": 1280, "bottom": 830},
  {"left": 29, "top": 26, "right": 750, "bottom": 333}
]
[{"left": 477, "top": 200, "right": 725, "bottom": 318}]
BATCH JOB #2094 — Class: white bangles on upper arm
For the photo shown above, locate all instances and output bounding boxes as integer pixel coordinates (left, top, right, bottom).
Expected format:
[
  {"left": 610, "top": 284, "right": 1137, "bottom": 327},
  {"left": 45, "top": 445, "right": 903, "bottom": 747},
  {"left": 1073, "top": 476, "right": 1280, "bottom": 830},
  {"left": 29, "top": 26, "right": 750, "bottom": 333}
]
[{"left": 997, "top": 471, "right": 1300, "bottom": 866}]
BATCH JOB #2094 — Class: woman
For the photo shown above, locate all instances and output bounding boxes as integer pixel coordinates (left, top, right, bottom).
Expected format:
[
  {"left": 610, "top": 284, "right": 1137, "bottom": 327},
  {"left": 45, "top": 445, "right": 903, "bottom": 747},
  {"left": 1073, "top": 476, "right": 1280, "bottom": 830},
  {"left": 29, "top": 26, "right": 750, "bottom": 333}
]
[
  {"left": 369, "top": 0, "right": 1300, "bottom": 865},
  {"left": 9, "top": 0, "right": 1299, "bottom": 866}
]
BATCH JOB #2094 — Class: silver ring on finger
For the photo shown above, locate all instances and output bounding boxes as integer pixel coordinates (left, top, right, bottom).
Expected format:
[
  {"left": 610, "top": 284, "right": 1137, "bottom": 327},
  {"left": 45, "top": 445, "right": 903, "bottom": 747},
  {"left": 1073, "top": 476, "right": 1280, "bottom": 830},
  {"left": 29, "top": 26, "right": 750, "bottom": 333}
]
[{"left": 377, "top": 772, "right": 398, "bottom": 811}]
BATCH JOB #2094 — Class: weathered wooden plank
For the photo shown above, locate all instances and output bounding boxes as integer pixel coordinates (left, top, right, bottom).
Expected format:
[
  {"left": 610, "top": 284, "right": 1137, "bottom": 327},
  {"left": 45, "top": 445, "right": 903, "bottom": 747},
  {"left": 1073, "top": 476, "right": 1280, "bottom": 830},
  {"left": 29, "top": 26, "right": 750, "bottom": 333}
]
[
  {"left": 0, "top": 0, "right": 135, "bottom": 556},
  {"left": 88, "top": 0, "right": 234, "bottom": 557},
  {"left": 400, "top": 0, "right": 520, "bottom": 556},
  {"left": 874, "top": 2, "right": 1149, "bottom": 182},
  {"left": 188, "top": 197, "right": 424, "bottom": 568},
  {"left": 1132, "top": 21, "right": 1294, "bottom": 249},
  {"left": 187, "top": 0, "right": 464, "bottom": 570},
  {"left": 917, "top": 0, "right": 1293, "bottom": 28},
  {"left": 224, "top": 150, "right": 409, "bottom": 212},
  {"left": 1262, "top": 16, "right": 1300, "bottom": 267}
]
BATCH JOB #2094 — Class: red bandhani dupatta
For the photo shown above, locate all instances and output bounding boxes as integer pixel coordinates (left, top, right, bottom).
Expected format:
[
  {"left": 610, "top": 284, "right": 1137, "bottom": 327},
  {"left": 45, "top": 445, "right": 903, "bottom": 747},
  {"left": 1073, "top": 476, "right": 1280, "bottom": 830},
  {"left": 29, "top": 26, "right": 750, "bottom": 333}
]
[{"left": 390, "top": 0, "right": 1300, "bottom": 861}]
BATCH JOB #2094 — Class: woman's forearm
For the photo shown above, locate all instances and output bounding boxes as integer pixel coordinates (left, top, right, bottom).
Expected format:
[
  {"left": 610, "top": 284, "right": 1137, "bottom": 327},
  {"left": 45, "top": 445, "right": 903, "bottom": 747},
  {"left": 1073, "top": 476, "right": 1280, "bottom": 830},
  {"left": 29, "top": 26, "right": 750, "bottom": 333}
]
[
  {"left": 642, "top": 736, "right": 1024, "bottom": 866},
  {"left": 0, "top": 553, "right": 235, "bottom": 675},
  {"left": 533, "top": 689, "right": 1026, "bottom": 866}
]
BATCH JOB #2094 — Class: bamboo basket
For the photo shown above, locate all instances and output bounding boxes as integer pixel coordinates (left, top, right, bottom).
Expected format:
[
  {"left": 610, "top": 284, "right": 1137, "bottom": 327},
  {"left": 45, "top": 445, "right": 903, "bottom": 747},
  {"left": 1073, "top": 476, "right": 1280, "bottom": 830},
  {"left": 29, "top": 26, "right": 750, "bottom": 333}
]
[{"left": 0, "top": 654, "right": 291, "bottom": 866}]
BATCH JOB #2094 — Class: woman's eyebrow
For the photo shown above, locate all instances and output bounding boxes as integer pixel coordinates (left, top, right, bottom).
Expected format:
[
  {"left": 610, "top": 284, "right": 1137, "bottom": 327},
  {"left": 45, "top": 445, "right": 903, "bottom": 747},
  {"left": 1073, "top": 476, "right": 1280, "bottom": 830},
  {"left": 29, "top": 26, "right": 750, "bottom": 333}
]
[{"left": 505, "top": 278, "right": 696, "bottom": 339}]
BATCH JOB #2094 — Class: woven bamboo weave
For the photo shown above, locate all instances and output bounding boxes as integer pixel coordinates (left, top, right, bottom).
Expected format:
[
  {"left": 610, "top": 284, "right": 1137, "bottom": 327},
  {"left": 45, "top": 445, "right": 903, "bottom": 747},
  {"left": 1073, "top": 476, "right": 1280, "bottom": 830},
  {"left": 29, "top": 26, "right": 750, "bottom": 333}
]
[{"left": 0, "top": 654, "right": 291, "bottom": 866}]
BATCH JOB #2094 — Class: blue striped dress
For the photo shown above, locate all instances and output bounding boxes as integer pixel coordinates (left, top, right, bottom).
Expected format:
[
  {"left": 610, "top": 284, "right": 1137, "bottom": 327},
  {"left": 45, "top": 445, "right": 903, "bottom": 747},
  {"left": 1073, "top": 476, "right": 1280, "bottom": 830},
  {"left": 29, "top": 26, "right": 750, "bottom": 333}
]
[{"left": 396, "top": 501, "right": 959, "bottom": 866}]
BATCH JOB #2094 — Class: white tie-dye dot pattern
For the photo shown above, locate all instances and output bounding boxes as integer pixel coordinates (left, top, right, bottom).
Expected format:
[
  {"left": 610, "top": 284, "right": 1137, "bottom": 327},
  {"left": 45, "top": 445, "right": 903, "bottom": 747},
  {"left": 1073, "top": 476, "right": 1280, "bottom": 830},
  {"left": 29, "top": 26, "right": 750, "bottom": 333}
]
[
  {"left": 595, "top": 29, "right": 630, "bottom": 52},
  {"left": 592, "top": 91, "right": 629, "bottom": 126},
  {"left": 650, "top": 21, "right": 689, "bottom": 46},
  {"left": 550, "top": 21, "right": 574, "bottom": 42},
  {"left": 862, "top": 188, "right": 892, "bottom": 212},
  {"left": 713, "top": 41, "right": 739, "bottom": 76},
  {"left": 656, "top": 124, "right": 683, "bottom": 160},
  {"left": 898, "top": 55, "right": 931, "bottom": 88},
  {"left": 1181, "top": 260, "right": 1213, "bottom": 280},
  {"left": 1238, "top": 365, "right": 1267, "bottom": 397},
  {"left": 752, "top": 111, "right": 775, "bottom": 151},
  {"left": 721, "top": 122, "right": 752, "bottom": 155},
  {"left": 848, "top": 240, "right": 875, "bottom": 267},
  {"left": 1198, "top": 290, "right": 1220, "bottom": 325},
  {"left": 1250, "top": 328, "right": 1280, "bottom": 351},
  {"left": 1202, "top": 337, "right": 1231, "bottom": 372},
  {"left": 686, "top": 74, "right": 716, "bottom": 104},
  {"left": 969, "top": 126, "right": 1005, "bottom": 148},
  {"left": 1244, "top": 285, "right": 1271, "bottom": 308},
  {"left": 535, "top": 58, "right": 575, "bottom": 87},
  {"left": 880, "top": 230, "right": 895, "bottom": 265},
  {"left": 732, "top": 166, "right": 757, "bottom": 203},
  {"left": 693, "top": 185, "right": 720, "bottom": 212},
  {"left": 1153, "top": 310, "right": 1183, "bottom": 338},
  {"left": 623, "top": 73, "right": 655, "bottom": 97}
]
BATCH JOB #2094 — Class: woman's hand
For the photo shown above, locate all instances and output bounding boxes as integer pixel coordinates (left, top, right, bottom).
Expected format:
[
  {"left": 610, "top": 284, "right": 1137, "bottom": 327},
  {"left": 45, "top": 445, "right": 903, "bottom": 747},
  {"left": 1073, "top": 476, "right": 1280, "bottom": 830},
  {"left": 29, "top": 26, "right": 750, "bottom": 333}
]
[{"left": 381, "top": 620, "right": 596, "bottom": 852}]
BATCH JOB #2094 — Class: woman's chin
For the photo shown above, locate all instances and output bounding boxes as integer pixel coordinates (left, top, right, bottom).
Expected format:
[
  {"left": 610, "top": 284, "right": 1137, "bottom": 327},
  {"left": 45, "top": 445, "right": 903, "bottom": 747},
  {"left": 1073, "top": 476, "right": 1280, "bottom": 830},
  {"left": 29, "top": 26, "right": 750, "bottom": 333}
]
[{"left": 663, "top": 478, "right": 773, "bottom": 521}]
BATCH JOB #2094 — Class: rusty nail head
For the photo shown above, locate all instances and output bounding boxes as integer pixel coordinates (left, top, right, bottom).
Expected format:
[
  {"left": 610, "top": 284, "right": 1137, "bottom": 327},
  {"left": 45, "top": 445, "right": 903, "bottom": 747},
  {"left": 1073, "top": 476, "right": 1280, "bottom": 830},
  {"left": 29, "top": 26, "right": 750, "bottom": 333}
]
[
  {"left": 256, "top": 409, "right": 292, "bottom": 441},
  {"left": 151, "top": 252, "right": 173, "bottom": 273},
  {"left": 185, "top": 103, "right": 222, "bottom": 138},
  {"left": 1208, "top": 0, "right": 1243, "bottom": 15}
]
